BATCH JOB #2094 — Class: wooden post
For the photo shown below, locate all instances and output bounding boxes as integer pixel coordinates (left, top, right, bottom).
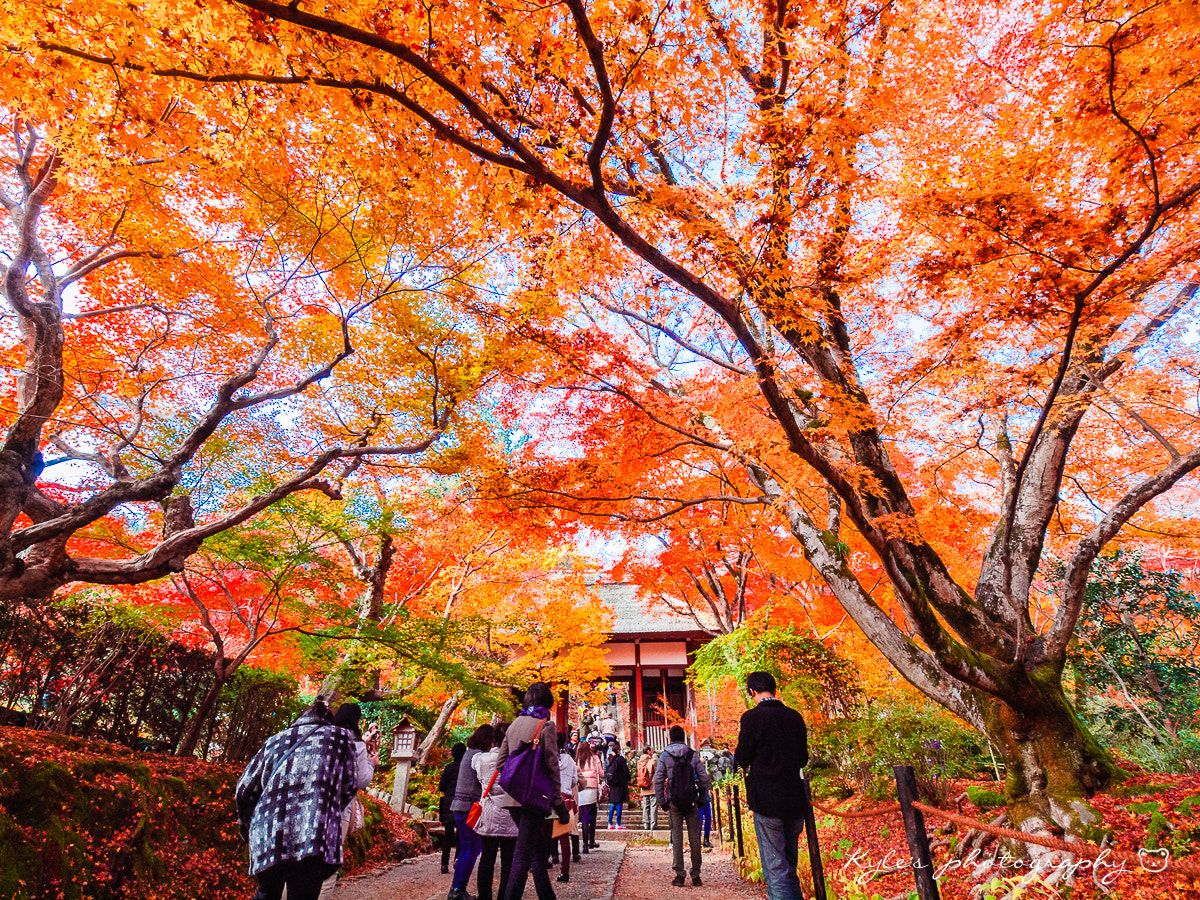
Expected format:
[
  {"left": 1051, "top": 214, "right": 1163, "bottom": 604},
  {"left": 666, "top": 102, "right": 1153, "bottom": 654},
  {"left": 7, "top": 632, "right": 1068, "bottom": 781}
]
[
  {"left": 714, "top": 781, "right": 724, "bottom": 841},
  {"left": 800, "top": 772, "right": 827, "bottom": 900},
  {"left": 733, "top": 783, "right": 745, "bottom": 859},
  {"left": 894, "top": 765, "right": 940, "bottom": 900},
  {"left": 726, "top": 787, "right": 737, "bottom": 856}
]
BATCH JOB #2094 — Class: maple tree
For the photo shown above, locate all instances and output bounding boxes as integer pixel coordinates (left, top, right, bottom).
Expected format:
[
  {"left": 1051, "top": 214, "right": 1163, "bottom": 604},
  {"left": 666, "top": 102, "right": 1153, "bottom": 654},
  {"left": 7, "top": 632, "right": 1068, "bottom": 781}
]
[
  {"left": 8, "top": 0, "right": 1200, "bottom": 842},
  {"left": 0, "top": 95, "right": 497, "bottom": 603},
  {"left": 269, "top": 485, "right": 614, "bottom": 759}
]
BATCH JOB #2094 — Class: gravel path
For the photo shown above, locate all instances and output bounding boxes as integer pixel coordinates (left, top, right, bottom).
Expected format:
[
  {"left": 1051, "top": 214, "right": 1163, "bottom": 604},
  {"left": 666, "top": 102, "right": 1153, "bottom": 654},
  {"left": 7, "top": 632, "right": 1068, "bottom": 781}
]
[
  {"left": 331, "top": 840, "right": 626, "bottom": 900},
  {"left": 612, "top": 845, "right": 768, "bottom": 900}
]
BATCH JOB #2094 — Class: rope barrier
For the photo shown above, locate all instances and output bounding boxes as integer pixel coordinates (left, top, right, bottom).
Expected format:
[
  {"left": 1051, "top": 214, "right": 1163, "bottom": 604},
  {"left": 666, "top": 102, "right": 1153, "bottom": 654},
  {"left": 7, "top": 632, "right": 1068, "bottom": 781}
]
[
  {"left": 811, "top": 800, "right": 902, "bottom": 819},
  {"left": 752, "top": 781, "right": 1200, "bottom": 879},
  {"left": 911, "top": 801, "right": 1200, "bottom": 877}
]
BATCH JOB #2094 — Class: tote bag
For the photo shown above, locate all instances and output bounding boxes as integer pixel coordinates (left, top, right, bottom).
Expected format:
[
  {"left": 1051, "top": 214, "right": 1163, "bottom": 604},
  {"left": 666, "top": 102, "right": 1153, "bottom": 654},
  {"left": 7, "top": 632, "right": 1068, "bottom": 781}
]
[{"left": 497, "top": 718, "right": 557, "bottom": 814}]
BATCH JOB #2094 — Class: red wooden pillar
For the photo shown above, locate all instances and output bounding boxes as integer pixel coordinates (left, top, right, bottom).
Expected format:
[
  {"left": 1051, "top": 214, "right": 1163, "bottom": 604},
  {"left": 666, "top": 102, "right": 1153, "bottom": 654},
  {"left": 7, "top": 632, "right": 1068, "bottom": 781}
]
[
  {"left": 555, "top": 686, "right": 569, "bottom": 735},
  {"left": 633, "top": 642, "right": 644, "bottom": 749}
]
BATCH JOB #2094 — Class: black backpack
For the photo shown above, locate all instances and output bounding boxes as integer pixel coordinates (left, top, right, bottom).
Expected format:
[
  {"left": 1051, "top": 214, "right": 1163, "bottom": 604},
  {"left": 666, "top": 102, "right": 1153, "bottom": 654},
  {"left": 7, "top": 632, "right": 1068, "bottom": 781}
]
[{"left": 667, "top": 748, "right": 699, "bottom": 811}]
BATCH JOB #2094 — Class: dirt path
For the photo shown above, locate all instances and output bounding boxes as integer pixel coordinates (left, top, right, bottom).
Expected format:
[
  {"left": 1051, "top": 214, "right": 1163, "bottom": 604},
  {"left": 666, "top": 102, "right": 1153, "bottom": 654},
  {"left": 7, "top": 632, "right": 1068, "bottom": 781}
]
[
  {"left": 330, "top": 840, "right": 765, "bottom": 900},
  {"left": 612, "top": 845, "right": 767, "bottom": 900},
  {"left": 332, "top": 840, "right": 626, "bottom": 900}
]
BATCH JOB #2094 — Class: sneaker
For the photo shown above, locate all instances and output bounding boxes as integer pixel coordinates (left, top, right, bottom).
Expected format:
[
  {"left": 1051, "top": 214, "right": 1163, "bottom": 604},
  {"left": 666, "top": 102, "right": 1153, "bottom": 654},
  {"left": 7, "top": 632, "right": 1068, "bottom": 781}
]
[
  {"left": 582, "top": 847, "right": 589, "bottom": 855},
  {"left": 573, "top": 854, "right": 581, "bottom": 862},
  {"left": 692, "top": 876, "right": 702, "bottom": 887},
  {"left": 441, "top": 865, "right": 450, "bottom": 875},
  {"left": 672, "top": 875, "right": 686, "bottom": 887},
  {"left": 557, "top": 874, "right": 570, "bottom": 883},
  {"left": 702, "top": 840, "right": 712, "bottom": 849}
]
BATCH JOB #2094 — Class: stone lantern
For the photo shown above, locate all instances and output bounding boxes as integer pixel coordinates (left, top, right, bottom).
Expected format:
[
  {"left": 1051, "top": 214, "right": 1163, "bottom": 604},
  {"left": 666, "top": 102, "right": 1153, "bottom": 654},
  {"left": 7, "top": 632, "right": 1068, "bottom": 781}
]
[{"left": 390, "top": 717, "right": 423, "bottom": 814}]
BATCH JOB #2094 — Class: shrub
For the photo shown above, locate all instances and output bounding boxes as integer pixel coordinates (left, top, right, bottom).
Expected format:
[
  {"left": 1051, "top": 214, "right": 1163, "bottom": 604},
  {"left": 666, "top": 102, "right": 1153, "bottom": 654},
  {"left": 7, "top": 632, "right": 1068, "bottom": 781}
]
[{"left": 817, "top": 699, "right": 988, "bottom": 801}]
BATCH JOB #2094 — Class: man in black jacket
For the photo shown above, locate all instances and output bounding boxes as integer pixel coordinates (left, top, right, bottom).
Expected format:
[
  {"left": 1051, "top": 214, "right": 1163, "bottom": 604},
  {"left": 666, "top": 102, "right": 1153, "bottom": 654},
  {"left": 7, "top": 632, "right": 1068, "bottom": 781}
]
[{"left": 733, "top": 672, "right": 809, "bottom": 900}]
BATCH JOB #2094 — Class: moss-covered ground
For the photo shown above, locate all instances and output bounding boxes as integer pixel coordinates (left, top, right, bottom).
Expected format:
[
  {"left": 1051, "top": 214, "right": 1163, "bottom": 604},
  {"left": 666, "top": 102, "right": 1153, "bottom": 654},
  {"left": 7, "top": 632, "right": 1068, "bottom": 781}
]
[{"left": 0, "top": 727, "right": 414, "bottom": 900}]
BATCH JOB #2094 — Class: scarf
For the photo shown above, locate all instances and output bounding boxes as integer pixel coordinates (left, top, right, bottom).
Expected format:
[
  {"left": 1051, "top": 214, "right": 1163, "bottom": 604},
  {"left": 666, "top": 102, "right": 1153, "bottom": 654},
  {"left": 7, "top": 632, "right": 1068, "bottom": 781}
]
[{"left": 521, "top": 705, "right": 551, "bottom": 720}]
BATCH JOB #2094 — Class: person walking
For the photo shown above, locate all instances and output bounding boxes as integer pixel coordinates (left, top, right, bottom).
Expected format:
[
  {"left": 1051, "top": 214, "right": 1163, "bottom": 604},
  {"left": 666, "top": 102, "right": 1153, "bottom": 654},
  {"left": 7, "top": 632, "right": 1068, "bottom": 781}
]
[
  {"left": 317, "top": 703, "right": 379, "bottom": 900},
  {"left": 553, "top": 730, "right": 580, "bottom": 882},
  {"left": 604, "top": 749, "right": 630, "bottom": 829},
  {"left": 654, "top": 725, "right": 710, "bottom": 888},
  {"left": 449, "top": 724, "right": 495, "bottom": 900},
  {"left": 697, "top": 788, "right": 713, "bottom": 849},
  {"left": 474, "top": 722, "right": 518, "bottom": 900},
  {"left": 734, "top": 671, "right": 809, "bottom": 900},
  {"left": 235, "top": 699, "right": 359, "bottom": 900},
  {"left": 439, "top": 743, "right": 467, "bottom": 874},
  {"left": 574, "top": 740, "right": 602, "bottom": 852},
  {"left": 496, "top": 682, "right": 569, "bottom": 900},
  {"left": 636, "top": 748, "right": 658, "bottom": 830}
]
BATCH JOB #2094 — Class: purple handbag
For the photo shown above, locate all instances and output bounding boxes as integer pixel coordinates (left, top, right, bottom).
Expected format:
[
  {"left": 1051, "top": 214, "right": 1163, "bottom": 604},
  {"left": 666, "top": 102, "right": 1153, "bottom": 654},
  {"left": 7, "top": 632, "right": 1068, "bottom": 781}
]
[{"left": 497, "top": 718, "right": 557, "bottom": 814}]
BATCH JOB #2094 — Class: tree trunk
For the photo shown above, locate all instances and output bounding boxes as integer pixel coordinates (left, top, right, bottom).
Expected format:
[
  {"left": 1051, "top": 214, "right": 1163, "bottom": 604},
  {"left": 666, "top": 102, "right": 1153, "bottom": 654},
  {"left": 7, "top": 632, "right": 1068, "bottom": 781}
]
[
  {"left": 176, "top": 672, "right": 227, "bottom": 758},
  {"left": 417, "top": 691, "right": 463, "bottom": 768},
  {"left": 982, "top": 672, "right": 1125, "bottom": 837}
]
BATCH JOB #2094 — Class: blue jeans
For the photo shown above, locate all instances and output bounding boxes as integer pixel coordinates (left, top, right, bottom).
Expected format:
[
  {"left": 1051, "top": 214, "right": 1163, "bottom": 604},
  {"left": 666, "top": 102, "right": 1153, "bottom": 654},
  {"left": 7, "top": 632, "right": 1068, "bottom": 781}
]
[
  {"left": 698, "top": 796, "right": 712, "bottom": 842},
  {"left": 452, "top": 811, "right": 483, "bottom": 892},
  {"left": 608, "top": 801, "right": 623, "bottom": 826},
  {"left": 753, "top": 813, "right": 805, "bottom": 900}
]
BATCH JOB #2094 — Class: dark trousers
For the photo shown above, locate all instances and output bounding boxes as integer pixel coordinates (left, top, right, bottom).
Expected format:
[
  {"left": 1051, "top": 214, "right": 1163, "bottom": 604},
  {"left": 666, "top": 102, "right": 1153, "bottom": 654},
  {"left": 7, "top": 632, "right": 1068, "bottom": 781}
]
[
  {"left": 478, "top": 834, "right": 516, "bottom": 900},
  {"left": 668, "top": 805, "right": 702, "bottom": 879},
  {"left": 441, "top": 811, "right": 459, "bottom": 868},
  {"left": 555, "top": 834, "right": 579, "bottom": 875},
  {"left": 579, "top": 803, "right": 598, "bottom": 847},
  {"left": 502, "top": 807, "right": 556, "bottom": 900},
  {"left": 253, "top": 856, "right": 339, "bottom": 900}
]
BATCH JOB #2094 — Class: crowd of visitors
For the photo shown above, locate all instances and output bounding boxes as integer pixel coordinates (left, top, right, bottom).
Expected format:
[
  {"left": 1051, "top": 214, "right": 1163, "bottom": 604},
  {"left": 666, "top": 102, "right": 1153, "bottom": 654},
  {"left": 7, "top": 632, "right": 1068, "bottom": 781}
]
[{"left": 237, "top": 671, "right": 811, "bottom": 900}]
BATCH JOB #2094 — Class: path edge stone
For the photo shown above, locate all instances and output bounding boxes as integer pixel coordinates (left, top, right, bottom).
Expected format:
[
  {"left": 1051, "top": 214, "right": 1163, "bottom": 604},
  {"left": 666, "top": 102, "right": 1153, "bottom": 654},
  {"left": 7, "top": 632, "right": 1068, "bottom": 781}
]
[{"left": 590, "top": 840, "right": 626, "bottom": 900}]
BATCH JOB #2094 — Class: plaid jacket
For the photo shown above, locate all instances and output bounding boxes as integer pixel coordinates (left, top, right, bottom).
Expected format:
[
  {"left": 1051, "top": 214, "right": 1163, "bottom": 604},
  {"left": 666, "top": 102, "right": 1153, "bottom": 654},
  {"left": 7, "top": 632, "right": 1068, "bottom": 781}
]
[{"left": 235, "top": 712, "right": 358, "bottom": 875}]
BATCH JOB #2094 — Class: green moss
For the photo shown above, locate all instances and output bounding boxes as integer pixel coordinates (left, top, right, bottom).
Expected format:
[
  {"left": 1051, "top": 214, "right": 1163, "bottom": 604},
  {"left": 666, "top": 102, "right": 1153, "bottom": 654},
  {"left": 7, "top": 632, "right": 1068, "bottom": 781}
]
[
  {"left": 1179, "top": 795, "right": 1200, "bottom": 815},
  {"left": 1110, "top": 783, "right": 1171, "bottom": 798},
  {"left": 1078, "top": 822, "right": 1114, "bottom": 845},
  {"left": 0, "top": 729, "right": 252, "bottom": 899},
  {"left": 967, "top": 786, "right": 1006, "bottom": 809},
  {"left": 1129, "top": 801, "right": 1161, "bottom": 815},
  {"left": 1146, "top": 810, "right": 1172, "bottom": 851}
]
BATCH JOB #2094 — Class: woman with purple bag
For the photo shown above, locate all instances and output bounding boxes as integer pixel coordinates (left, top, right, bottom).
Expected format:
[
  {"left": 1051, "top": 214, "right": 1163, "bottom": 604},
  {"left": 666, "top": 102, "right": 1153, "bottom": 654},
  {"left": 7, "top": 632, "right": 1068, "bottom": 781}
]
[{"left": 495, "top": 683, "right": 569, "bottom": 900}]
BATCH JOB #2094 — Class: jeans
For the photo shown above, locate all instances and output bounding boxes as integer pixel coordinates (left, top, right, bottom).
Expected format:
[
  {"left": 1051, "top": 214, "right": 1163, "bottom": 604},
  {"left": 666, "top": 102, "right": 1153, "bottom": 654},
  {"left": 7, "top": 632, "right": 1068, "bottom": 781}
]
[
  {"left": 698, "top": 796, "right": 712, "bottom": 842},
  {"left": 641, "top": 793, "right": 658, "bottom": 829},
  {"left": 253, "top": 857, "right": 340, "bottom": 900},
  {"left": 608, "top": 801, "right": 623, "bottom": 827},
  {"left": 753, "top": 812, "right": 805, "bottom": 900},
  {"left": 477, "top": 835, "right": 516, "bottom": 900},
  {"left": 452, "top": 811, "right": 483, "bottom": 893},
  {"left": 668, "top": 805, "right": 702, "bottom": 879},
  {"left": 502, "top": 807, "right": 556, "bottom": 900}
]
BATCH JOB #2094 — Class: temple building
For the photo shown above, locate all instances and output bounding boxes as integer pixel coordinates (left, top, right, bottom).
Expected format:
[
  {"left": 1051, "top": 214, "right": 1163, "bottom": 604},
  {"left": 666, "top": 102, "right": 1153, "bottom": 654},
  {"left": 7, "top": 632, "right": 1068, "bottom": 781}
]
[{"left": 571, "top": 582, "right": 716, "bottom": 751}]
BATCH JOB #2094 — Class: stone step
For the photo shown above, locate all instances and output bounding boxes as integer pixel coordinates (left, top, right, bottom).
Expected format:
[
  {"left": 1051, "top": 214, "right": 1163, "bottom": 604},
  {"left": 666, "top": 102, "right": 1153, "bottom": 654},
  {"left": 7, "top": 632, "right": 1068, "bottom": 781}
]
[{"left": 594, "top": 828, "right": 672, "bottom": 842}]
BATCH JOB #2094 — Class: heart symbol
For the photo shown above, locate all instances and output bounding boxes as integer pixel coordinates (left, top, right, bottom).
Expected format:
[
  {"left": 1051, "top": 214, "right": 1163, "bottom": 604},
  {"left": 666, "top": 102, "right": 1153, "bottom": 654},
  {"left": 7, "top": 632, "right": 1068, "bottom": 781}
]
[{"left": 1138, "top": 847, "right": 1170, "bottom": 873}]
